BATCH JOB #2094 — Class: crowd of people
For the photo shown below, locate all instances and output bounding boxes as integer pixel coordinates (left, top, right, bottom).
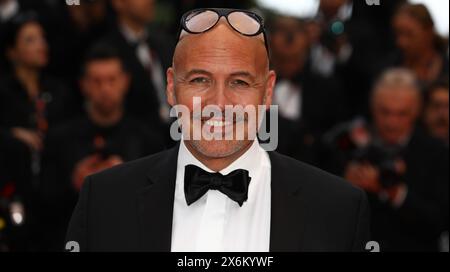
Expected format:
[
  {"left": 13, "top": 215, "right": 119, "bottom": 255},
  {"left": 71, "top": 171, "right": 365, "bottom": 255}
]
[{"left": 0, "top": 0, "right": 448, "bottom": 251}]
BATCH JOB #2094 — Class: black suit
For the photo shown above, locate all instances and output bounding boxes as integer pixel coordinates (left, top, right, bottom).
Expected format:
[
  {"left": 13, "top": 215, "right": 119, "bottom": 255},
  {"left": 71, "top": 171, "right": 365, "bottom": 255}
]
[{"left": 66, "top": 143, "right": 370, "bottom": 252}]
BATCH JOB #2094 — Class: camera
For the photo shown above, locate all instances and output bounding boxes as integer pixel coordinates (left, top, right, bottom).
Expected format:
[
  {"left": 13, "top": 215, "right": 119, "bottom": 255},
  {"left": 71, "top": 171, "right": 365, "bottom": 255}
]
[
  {"left": 351, "top": 144, "right": 405, "bottom": 188},
  {"left": 326, "top": 119, "right": 406, "bottom": 188}
]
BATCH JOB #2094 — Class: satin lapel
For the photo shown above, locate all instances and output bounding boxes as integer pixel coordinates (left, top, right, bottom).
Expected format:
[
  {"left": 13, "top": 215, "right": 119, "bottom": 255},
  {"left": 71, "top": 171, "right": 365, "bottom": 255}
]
[
  {"left": 268, "top": 152, "right": 308, "bottom": 252},
  {"left": 137, "top": 144, "right": 179, "bottom": 251}
]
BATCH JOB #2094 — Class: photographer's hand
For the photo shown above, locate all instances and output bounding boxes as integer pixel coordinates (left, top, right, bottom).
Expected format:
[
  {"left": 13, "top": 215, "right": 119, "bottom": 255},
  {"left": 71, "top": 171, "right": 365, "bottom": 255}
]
[
  {"left": 71, "top": 155, "right": 124, "bottom": 191},
  {"left": 386, "top": 183, "right": 408, "bottom": 207},
  {"left": 11, "top": 127, "right": 43, "bottom": 151},
  {"left": 72, "top": 154, "right": 101, "bottom": 191},
  {"left": 345, "top": 162, "right": 382, "bottom": 193}
]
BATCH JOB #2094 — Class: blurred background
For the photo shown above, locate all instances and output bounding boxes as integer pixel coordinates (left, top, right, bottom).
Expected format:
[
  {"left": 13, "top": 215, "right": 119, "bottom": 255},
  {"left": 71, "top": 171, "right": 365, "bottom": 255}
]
[{"left": 0, "top": 0, "right": 448, "bottom": 252}]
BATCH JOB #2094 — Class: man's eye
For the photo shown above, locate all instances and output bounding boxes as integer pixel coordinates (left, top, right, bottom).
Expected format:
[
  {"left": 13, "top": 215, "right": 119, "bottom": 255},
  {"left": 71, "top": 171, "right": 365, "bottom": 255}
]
[
  {"left": 190, "top": 77, "right": 210, "bottom": 84},
  {"left": 231, "top": 79, "right": 250, "bottom": 87}
]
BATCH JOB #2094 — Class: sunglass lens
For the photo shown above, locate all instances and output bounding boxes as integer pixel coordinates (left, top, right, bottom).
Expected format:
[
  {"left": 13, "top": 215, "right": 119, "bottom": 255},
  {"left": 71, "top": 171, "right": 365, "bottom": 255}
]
[
  {"left": 185, "top": 10, "right": 219, "bottom": 33},
  {"left": 228, "top": 12, "right": 261, "bottom": 35}
]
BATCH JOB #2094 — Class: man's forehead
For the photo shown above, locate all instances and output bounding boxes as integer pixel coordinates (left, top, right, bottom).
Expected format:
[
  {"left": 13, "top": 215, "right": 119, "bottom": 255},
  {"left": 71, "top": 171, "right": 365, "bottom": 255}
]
[
  {"left": 174, "top": 20, "right": 267, "bottom": 67},
  {"left": 374, "top": 87, "right": 420, "bottom": 108}
]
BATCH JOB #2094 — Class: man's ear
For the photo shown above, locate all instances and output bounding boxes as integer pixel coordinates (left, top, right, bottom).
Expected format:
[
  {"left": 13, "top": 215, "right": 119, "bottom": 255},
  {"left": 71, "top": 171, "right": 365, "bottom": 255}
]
[
  {"left": 264, "top": 70, "right": 276, "bottom": 108},
  {"left": 166, "top": 67, "right": 176, "bottom": 106}
]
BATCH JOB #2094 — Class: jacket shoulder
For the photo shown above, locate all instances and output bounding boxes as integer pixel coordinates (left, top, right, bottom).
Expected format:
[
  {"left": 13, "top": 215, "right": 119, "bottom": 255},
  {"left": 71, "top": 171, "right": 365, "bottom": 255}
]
[
  {"left": 269, "top": 151, "right": 365, "bottom": 201},
  {"left": 87, "top": 147, "right": 177, "bottom": 190}
]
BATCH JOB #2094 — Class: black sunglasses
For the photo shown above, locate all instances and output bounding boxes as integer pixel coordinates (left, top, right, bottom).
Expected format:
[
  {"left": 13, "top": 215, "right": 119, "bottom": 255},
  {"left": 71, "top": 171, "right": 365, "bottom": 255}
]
[{"left": 177, "top": 8, "right": 270, "bottom": 57}]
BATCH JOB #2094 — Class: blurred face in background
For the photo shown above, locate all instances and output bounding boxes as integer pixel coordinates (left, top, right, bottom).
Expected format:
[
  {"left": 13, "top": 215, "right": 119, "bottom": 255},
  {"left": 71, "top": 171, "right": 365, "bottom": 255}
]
[
  {"left": 81, "top": 59, "right": 130, "bottom": 116},
  {"left": 7, "top": 22, "right": 48, "bottom": 69},
  {"left": 113, "top": 0, "right": 155, "bottom": 25},
  {"left": 424, "top": 87, "right": 449, "bottom": 142},
  {"left": 393, "top": 12, "right": 434, "bottom": 58},
  {"left": 372, "top": 87, "right": 421, "bottom": 145},
  {"left": 319, "top": 0, "right": 348, "bottom": 19},
  {"left": 270, "top": 17, "right": 310, "bottom": 79},
  {"left": 68, "top": 0, "right": 107, "bottom": 31}
]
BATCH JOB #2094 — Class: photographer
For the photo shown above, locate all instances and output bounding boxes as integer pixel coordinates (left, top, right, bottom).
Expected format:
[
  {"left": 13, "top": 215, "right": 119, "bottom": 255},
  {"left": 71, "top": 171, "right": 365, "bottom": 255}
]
[{"left": 323, "top": 68, "right": 448, "bottom": 251}]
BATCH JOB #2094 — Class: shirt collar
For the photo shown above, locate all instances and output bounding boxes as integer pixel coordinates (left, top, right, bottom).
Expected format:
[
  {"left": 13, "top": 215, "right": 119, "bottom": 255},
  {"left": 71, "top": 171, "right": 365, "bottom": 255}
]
[{"left": 119, "top": 23, "right": 148, "bottom": 44}]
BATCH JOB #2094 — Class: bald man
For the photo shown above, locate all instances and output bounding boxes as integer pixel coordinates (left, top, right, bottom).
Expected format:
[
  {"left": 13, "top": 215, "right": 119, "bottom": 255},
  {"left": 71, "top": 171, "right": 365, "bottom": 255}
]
[{"left": 66, "top": 8, "right": 370, "bottom": 252}]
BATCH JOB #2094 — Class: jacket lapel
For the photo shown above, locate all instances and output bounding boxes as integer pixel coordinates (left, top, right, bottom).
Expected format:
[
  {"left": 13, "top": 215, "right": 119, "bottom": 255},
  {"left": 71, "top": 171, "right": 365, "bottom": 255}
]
[
  {"left": 137, "top": 144, "right": 179, "bottom": 251},
  {"left": 268, "top": 152, "right": 309, "bottom": 252}
]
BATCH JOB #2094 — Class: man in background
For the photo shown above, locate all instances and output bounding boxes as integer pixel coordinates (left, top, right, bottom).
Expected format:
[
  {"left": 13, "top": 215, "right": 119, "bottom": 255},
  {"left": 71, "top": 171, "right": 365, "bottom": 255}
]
[
  {"left": 101, "top": 0, "right": 173, "bottom": 137},
  {"left": 268, "top": 15, "right": 346, "bottom": 164},
  {"left": 38, "top": 43, "right": 165, "bottom": 251}
]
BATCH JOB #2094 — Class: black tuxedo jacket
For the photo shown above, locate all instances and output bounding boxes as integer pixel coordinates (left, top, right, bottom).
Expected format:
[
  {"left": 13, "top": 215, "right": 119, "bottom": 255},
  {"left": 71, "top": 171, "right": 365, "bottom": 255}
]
[{"left": 66, "top": 145, "right": 370, "bottom": 252}]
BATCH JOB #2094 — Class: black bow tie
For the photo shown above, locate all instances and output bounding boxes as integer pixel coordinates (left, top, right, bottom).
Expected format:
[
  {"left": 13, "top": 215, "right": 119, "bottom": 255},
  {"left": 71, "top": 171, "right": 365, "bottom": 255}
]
[{"left": 184, "top": 164, "right": 251, "bottom": 207}]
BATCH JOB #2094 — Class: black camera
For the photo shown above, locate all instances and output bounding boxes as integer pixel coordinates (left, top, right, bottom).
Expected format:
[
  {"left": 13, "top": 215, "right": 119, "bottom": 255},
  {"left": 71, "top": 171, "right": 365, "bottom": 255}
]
[
  {"left": 325, "top": 119, "right": 405, "bottom": 189},
  {"left": 351, "top": 144, "right": 405, "bottom": 188}
]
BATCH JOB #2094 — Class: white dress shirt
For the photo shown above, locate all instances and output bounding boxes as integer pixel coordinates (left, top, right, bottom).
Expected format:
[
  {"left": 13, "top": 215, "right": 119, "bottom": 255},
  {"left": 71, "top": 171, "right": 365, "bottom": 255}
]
[
  {"left": 274, "top": 79, "right": 302, "bottom": 121},
  {"left": 171, "top": 140, "right": 271, "bottom": 252}
]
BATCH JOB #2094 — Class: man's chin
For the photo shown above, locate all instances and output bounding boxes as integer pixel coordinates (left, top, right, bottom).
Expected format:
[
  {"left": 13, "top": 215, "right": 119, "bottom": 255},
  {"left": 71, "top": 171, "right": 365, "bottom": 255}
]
[{"left": 188, "top": 139, "right": 251, "bottom": 159}]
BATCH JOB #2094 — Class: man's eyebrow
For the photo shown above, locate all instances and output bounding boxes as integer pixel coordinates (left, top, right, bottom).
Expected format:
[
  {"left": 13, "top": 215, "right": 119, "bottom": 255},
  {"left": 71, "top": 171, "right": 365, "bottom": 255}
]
[
  {"left": 230, "top": 71, "right": 256, "bottom": 81},
  {"left": 182, "top": 70, "right": 256, "bottom": 80},
  {"left": 184, "top": 69, "right": 213, "bottom": 78}
]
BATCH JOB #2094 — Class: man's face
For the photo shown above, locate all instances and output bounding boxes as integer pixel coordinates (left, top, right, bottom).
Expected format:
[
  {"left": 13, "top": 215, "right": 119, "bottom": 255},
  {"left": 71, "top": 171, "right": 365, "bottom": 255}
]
[
  {"left": 167, "top": 20, "right": 276, "bottom": 159},
  {"left": 270, "top": 17, "right": 309, "bottom": 79},
  {"left": 81, "top": 59, "right": 130, "bottom": 115},
  {"left": 424, "top": 88, "right": 449, "bottom": 141},
  {"left": 372, "top": 87, "right": 420, "bottom": 145},
  {"left": 114, "top": 0, "right": 154, "bottom": 25}
]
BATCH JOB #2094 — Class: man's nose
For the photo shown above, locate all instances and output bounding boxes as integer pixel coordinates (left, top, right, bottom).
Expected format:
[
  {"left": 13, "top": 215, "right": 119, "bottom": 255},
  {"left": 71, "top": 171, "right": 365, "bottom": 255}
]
[{"left": 206, "top": 83, "right": 232, "bottom": 110}]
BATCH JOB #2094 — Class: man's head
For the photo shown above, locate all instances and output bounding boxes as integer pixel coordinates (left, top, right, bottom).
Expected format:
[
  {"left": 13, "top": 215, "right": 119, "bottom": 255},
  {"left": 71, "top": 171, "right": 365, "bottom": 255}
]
[
  {"left": 111, "top": 0, "right": 155, "bottom": 26},
  {"left": 166, "top": 10, "right": 276, "bottom": 161},
  {"left": 424, "top": 79, "right": 449, "bottom": 143},
  {"left": 371, "top": 68, "right": 421, "bottom": 145},
  {"left": 269, "top": 16, "right": 309, "bottom": 79},
  {"left": 80, "top": 43, "right": 130, "bottom": 117}
]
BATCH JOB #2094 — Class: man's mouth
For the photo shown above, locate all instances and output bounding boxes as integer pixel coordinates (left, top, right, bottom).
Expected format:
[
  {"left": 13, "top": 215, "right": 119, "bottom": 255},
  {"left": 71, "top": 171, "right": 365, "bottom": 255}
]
[{"left": 204, "top": 119, "right": 233, "bottom": 127}]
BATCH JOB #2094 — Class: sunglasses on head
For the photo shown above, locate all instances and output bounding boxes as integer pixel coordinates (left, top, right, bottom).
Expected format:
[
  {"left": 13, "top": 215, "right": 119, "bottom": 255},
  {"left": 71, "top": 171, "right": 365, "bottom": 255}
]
[{"left": 177, "top": 8, "right": 270, "bottom": 57}]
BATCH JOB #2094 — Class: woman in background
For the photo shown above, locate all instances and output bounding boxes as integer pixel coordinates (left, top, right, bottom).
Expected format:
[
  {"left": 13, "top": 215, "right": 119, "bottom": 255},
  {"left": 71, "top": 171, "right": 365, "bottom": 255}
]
[
  {"left": 0, "top": 12, "right": 76, "bottom": 251},
  {"left": 390, "top": 3, "right": 448, "bottom": 87}
]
